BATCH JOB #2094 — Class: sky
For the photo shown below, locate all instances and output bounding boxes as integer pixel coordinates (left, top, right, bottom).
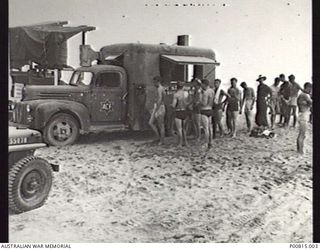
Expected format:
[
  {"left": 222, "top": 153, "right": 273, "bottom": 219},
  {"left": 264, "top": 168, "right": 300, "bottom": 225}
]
[{"left": 9, "top": 0, "right": 312, "bottom": 88}]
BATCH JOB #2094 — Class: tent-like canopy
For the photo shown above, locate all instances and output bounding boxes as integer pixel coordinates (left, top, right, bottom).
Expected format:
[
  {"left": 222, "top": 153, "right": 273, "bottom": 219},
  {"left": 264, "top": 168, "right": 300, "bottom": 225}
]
[
  {"left": 161, "top": 54, "right": 220, "bottom": 65},
  {"left": 9, "top": 21, "right": 95, "bottom": 69}
]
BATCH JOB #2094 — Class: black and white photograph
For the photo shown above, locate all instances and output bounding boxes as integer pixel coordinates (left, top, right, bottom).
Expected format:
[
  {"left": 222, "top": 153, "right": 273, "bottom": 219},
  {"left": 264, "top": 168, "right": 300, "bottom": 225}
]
[{"left": 7, "top": 0, "right": 314, "bottom": 243}]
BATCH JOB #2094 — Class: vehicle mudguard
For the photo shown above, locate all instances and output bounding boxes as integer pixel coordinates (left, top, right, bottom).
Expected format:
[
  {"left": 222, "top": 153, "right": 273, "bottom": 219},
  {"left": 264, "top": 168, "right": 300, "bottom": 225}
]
[{"left": 33, "top": 101, "right": 91, "bottom": 131}]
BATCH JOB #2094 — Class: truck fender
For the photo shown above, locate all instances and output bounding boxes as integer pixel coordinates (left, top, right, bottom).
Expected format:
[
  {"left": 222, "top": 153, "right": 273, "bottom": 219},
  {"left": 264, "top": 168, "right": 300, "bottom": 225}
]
[{"left": 34, "top": 102, "right": 91, "bottom": 131}]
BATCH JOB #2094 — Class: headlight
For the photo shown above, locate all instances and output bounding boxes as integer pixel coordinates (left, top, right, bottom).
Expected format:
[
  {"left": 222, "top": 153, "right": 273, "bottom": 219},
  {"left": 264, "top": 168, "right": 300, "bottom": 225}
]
[{"left": 26, "top": 104, "right": 32, "bottom": 112}]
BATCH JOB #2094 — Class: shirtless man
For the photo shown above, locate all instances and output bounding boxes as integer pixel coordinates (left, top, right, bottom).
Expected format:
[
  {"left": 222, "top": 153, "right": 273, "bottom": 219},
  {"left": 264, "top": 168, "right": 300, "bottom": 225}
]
[
  {"left": 172, "top": 81, "right": 192, "bottom": 147},
  {"left": 269, "top": 77, "right": 281, "bottom": 128},
  {"left": 200, "top": 79, "right": 215, "bottom": 149},
  {"left": 297, "top": 82, "right": 312, "bottom": 155},
  {"left": 288, "top": 74, "right": 303, "bottom": 128},
  {"left": 225, "top": 78, "right": 241, "bottom": 134},
  {"left": 240, "top": 82, "right": 255, "bottom": 132},
  {"left": 279, "top": 74, "right": 291, "bottom": 127},
  {"left": 212, "top": 79, "right": 228, "bottom": 138},
  {"left": 191, "top": 78, "right": 202, "bottom": 141},
  {"left": 148, "top": 76, "right": 166, "bottom": 145}
]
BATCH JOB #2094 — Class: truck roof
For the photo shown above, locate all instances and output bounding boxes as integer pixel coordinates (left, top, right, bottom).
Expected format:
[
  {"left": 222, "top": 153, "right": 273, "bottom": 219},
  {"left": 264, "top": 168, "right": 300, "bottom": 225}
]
[{"left": 100, "top": 43, "right": 216, "bottom": 58}]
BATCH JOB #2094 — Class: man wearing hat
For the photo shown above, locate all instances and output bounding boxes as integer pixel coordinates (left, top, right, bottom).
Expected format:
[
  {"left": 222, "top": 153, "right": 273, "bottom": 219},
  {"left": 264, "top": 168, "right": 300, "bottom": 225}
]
[
  {"left": 148, "top": 76, "right": 166, "bottom": 145},
  {"left": 255, "top": 75, "right": 272, "bottom": 129}
]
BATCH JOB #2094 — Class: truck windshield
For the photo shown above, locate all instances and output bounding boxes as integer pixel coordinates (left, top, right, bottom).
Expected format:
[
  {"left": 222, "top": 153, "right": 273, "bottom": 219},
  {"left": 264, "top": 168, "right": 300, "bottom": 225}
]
[{"left": 70, "top": 71, "right": 93, "bottom": 86}]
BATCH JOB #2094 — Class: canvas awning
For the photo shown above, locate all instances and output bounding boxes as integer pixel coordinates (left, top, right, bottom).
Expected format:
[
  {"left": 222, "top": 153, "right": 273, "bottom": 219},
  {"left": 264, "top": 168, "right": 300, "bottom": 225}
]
[
  {"left": 161, "top": 55, "right": 219, "bottom": 65},
  {"left": 9, "top": 21, "right": 96, "bottom": 69},
  {"left": 104, "top": 54, "right": 122, "bottom": 61}
]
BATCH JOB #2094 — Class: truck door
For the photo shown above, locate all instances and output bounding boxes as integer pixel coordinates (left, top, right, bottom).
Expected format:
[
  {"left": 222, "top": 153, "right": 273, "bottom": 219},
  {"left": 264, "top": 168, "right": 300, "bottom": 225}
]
[{"left": 90, "top": 71, "right": 127, "bottom": 123}]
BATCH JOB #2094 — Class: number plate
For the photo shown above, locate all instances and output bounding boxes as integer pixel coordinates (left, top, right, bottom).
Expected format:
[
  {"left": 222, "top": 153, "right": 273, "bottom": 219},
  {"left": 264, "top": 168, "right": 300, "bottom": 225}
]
[{"left": 9, "top": 137, "right": 28, "bottom": 145}]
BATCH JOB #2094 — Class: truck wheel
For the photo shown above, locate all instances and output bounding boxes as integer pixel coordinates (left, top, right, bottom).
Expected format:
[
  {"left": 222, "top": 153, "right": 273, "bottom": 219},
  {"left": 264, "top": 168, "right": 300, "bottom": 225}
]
[
  {"left": 44, "top": 113, "right": 79, "bottom": 146},
  {"left": 9, "top": 156, "right": 53, "bottom": 213}
]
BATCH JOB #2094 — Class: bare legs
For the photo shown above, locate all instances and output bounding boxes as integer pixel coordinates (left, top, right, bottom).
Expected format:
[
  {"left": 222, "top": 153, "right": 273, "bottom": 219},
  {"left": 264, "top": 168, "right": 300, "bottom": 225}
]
[
  {"left": 149, "top": 112, "right": 165, "bottom": 145},
  {"left": 213, "top": 110, "right": 224, "bottom": 138},
  {"left": 226, "top": 110, "right": 232, "bottom": 134},
  {"left": 297, "top": 120, "right": 307, "bottom": 155},
  {"left": 192, "top": 113, "right": 201, "bottom": 141},
  {"left": 230, "top": 111, "right": 238, "bottom": 137},
  {"left": 288, "top": 105, "right": 297, "bottom": 128},
  {"left": 175, "top": 118, "right": 188, "bottom": 147},
  {"left": 201, "top": 114, "right": 213, "bottom": 148},
  {"left": 245, "top": 110, "right": 252, "bottom": 132}
]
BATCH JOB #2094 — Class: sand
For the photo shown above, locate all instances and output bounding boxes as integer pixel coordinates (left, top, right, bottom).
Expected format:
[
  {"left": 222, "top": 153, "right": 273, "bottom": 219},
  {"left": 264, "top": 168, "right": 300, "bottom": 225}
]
[{"left": 9, "top": 115, "right": 313, "bottom": 243}]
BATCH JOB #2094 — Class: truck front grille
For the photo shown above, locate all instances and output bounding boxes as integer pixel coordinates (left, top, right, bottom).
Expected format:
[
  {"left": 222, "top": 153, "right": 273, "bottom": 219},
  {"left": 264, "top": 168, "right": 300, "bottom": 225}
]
[{"left": 12, "top": 103, "right": 28, "bottom": 125}]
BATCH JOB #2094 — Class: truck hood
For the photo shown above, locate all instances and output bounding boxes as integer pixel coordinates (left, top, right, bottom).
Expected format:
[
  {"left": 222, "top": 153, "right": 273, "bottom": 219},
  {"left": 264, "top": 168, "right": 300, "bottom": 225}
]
[
  {"left": 9, "top": 126, "right": 43, "bottom": 146},
  {"left": 24, "top": 85, "right": 88, "bottom": 101}
]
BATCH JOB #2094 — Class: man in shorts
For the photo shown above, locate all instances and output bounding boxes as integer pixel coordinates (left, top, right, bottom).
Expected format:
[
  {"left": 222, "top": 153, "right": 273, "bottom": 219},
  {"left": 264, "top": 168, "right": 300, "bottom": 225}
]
[
  {"left": 172, "top": 81, "right": 192, "bottom": 147},
  {"left": 297, "top": 82, "right": 312, "bottom": 155},
  {"left": 212, "top": 79, "right": 228, "bottom": 138},
  {"left": 200, "top": 79, "right": 215, "bottom": 149},
  {"left": 240, "top": 81, "right": 255, "bottom": 132},
  {"left": 148, "top": 76, "right": 166, "bottom": 145},
  {"left": 191, "top": 78, "right": 202, "bottom": 141},
  {"left": 226, "top": 88, "right": 240, "bottom": 137},
  {"left": 288, "top": 74, "right": 303, "bottom": 128},
  {"left": 225, "top": 78, "right": 241, "bottom": 134},
  {"left": 279, "top": 74, "right": 291, "bottom": 128},
  {"left": 269, "top": 77, "right": 281, "bottom": 128}
]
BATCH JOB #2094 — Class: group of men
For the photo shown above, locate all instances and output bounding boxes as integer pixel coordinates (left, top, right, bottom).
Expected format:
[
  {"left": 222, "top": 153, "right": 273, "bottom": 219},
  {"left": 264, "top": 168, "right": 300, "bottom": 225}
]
[{"left": 148, "top": 74, "right": 312, "bottom": 155}]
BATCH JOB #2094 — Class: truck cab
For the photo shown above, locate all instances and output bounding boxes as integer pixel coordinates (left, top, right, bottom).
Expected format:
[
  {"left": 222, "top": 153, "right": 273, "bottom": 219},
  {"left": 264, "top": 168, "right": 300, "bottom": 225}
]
[
  {"left": 69, "top": 65, "right": 128, "bottom": 124},
  {"left": 10, "top": 65, "right": 128, "bottom": 146}
]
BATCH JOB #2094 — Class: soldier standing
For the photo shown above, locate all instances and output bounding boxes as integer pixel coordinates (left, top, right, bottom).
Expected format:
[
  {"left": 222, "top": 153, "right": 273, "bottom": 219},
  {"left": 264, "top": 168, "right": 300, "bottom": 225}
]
[
  {"left": 212, "top": 79, "right": 228, "bottom": 138},
  {"left": 240, "top": 81, "right": 255, "bottom": 132},
  {"left": 191, "top": 78, "right": 202, "bottom": 141},
  {"left": 297, "top": 82, "right": 312, "bottom": 155},
  {"left": 148, "top": 76, "right": 166, "bottom": 145},
  {"left": 269, "top": 77, "right": 281, "bottom": 128},
  {"left": 255, "top": 75, "right": 272, "bottom": 129},
  {"left": 172, "top": 81, "right": 192, "bottom": 147},
  {"left": 200, "top": 79, "right": 215, "bottom": 149},
  {"left": 225, "top": 78, "right": 241, "bottom": 134}
]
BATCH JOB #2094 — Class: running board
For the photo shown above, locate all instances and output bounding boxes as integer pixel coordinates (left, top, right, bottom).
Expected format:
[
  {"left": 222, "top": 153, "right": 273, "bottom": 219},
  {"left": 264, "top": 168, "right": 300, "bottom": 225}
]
[{"left": 86, "top": 124, "right": 129, "bottom": 133}]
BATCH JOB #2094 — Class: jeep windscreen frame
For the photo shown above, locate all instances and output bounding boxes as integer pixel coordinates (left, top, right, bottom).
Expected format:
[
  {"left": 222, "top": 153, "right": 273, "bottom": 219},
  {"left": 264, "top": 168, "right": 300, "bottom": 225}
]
[{"left": 69, "top": 71, "right": 93, "bottom": 86}]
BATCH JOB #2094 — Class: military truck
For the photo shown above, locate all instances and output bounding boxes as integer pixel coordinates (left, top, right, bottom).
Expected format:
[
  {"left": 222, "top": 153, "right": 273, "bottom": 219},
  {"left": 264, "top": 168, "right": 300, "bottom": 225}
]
[
  {"left": 10, "top": 42, "right": 219, "bottom": 146},
  {"left": 9, "top": 126, "right": 59, "bottom": 213}
]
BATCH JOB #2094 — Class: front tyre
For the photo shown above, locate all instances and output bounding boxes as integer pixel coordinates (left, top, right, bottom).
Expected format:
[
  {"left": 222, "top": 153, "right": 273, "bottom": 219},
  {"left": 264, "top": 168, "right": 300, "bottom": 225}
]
[
  {"left": 44, "top": 113, "right": 79, "bottom": 146},
  {"left": 9, "top": 156, "right": 53, "bottom": 213}
]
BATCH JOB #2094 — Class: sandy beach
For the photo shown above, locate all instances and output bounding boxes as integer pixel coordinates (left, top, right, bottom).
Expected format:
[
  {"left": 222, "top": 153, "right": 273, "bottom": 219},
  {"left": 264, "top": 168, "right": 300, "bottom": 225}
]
[{"left": 9, "top": 115, "right": 313, "bottom": 243}]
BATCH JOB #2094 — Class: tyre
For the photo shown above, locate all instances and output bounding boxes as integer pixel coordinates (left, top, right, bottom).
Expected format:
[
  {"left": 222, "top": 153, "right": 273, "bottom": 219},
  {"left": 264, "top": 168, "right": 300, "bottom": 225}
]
[
  {"left": 9, "top": 156, "right": 53, "bottom": 213},
  {"left": 44, "top": 113, "right": 79, "bottom": 146}
]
